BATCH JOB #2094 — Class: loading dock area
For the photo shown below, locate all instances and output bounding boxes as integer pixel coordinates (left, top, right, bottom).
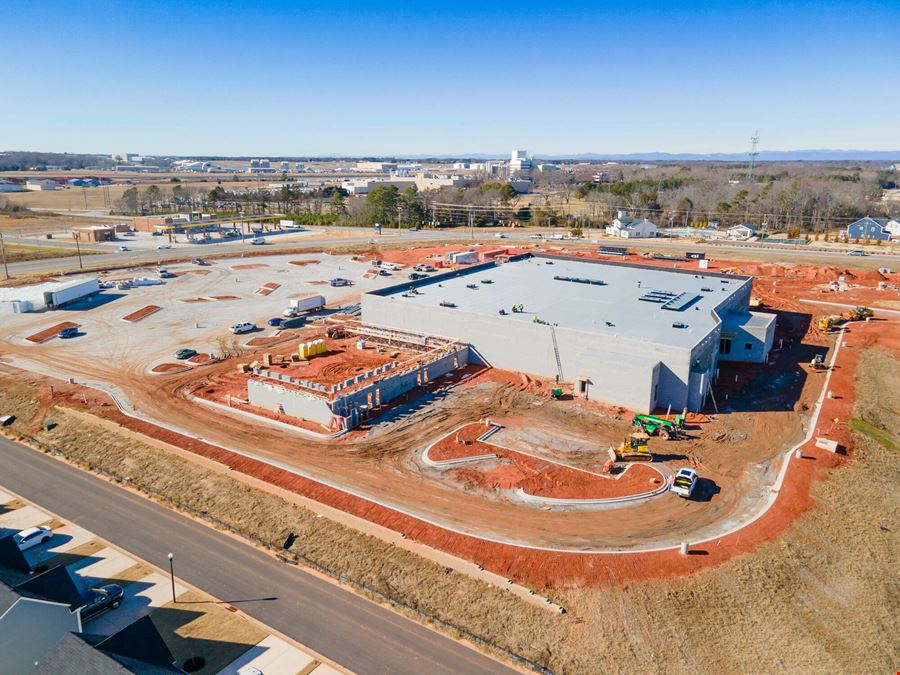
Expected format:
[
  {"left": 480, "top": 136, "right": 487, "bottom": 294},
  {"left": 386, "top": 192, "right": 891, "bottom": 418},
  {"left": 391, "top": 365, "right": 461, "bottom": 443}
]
[{"left": 362, "top": 253, "right": 776, "bottom": 412}]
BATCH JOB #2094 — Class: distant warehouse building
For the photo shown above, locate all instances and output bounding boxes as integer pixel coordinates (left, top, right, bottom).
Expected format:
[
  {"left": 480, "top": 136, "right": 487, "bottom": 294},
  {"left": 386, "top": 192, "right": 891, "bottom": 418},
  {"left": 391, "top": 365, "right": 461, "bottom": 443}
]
[
  {"left": 25, "top": 179, "right": 60, "bottom": 191},
  {"left": 362, "top": 254, "right": 776, "bottom": 412}
]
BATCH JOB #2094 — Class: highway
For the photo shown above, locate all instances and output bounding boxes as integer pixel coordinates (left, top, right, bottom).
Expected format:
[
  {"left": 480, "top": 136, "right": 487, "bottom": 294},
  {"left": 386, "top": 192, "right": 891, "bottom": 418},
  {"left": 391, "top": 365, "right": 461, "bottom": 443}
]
[
  {"left": 5, "top": 225, "right": 897, "bottom": 277},
  {"left": 0, "top": 435, "right": 513, "bottom": 675}
]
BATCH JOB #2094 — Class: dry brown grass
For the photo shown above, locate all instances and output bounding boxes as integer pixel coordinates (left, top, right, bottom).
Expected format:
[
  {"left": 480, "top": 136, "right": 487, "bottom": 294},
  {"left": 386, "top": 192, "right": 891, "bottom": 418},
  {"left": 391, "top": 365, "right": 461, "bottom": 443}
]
[
  {"left": 2, "top": 366, "right": 898, "bottom": 673},
  {"left": 151, "top": 590, "right": 267, "bottom": 674}
]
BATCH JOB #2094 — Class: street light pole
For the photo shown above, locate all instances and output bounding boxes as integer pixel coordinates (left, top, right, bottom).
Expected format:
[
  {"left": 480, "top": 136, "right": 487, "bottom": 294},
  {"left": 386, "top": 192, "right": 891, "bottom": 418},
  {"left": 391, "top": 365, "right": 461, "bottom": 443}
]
[{"left": 167, "top": 552, "right": 176, "bottom": 603}]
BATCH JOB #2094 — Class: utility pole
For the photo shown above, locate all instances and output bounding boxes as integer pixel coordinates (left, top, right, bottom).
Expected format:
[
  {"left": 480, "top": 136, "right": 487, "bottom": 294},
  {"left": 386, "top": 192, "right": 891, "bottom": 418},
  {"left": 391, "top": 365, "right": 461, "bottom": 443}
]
[
  {"left": 468, "top": 206, "right": 474, "bottom": 240},
  {"left": 73, "top": 232, "right": 84, "bottom": 270},
  {"left": 0, "top": 231, "right": 10, "bottom": 279}
]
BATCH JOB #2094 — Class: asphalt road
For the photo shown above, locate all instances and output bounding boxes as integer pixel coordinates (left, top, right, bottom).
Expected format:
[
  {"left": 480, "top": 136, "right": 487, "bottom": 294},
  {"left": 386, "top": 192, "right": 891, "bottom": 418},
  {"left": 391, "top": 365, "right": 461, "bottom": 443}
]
[
  {"left": 6, "top": 226, "right": 898, "bottom": 277},
  {"left": 0, "top": 435, "right": 513, "bottom": 675}
]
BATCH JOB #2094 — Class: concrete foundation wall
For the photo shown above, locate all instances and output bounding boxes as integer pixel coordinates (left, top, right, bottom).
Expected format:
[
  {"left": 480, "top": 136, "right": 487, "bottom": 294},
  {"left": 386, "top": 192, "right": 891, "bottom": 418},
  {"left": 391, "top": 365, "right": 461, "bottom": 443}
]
[
  {"left": 332, "top": 346, "right": 468, "bottom": 416},
  {"left": 247, "top": 378, "right": 334, "bottom": 425},
  {"left": 363, "top": 295, "right": 693, "bottom": 412}
]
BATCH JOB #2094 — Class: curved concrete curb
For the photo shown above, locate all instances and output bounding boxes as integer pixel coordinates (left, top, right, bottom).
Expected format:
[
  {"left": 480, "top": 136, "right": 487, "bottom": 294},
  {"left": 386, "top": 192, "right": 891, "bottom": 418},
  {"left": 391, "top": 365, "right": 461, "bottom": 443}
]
[
  {"left": 421, "top": 422, "right": 501, "bottom": 467},
  {"left": 515, "top": 467, "right": 669, "bottom": 507}
]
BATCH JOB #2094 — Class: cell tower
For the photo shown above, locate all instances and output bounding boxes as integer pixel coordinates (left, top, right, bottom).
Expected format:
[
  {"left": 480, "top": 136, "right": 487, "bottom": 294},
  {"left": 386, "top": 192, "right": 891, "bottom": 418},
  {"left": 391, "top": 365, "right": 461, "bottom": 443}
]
[{"left": 747, "top": 131, "right": 760, "bottom": 180}]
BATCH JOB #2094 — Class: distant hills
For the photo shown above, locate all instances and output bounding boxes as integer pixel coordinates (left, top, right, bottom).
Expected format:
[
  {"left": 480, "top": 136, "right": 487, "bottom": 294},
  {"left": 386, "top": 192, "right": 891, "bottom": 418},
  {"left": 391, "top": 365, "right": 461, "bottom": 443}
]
[{"left": 398, "top": 150, "right": 900, "bottom": 162}]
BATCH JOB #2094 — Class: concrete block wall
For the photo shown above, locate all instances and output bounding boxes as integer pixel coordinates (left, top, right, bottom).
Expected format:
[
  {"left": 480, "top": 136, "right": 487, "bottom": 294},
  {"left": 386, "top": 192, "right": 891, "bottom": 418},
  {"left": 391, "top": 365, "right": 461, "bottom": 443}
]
[
  {"left": 331, "top": 346, "right": 468, "bottom": 417},
  {"left": 247, "top": 378, "right": 334, "bottom": 425}
]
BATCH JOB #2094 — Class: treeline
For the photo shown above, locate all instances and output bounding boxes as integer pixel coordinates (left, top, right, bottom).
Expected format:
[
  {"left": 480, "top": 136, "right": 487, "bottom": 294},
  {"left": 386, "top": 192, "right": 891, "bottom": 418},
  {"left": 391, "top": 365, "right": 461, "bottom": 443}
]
[{"left": 0, "top": 151, "right": 111, "bottom": 171}]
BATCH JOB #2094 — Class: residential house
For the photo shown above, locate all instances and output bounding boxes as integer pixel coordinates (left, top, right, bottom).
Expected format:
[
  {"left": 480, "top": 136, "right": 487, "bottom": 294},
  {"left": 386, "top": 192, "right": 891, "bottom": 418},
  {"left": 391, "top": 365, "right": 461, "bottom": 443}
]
[
  {"left": 726, "top": 223, "right": 757, "bottom": 240},
  {"left": 846, "top": 216, "right": 900, "bottom": 241},
  {"left": 605, "top": 210, "right": 658, "bottom": 238}
]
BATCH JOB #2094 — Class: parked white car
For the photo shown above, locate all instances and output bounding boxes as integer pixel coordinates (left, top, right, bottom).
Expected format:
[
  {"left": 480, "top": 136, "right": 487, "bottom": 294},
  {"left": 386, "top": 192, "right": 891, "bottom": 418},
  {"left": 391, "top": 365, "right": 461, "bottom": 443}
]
[
  {"left": 250, "top": 237, "right": 266, "bottom": 245},
  {"left": 118, "top": 245, "right": 129, "bottom": 251},
  {"left": 230, "top": 322, "right": 256, "bottom": 334},
  {"left": 671, "top": 468, "right": 698, "bottom": 498},
  {"left": 494, "top": 232, "right": 507, "bottom": 239},
  {"left": 156, "top": 243, "right": 171, "bottom": 250},
  {"left": 14, "top": 526, "right": 53, "bottom": 551}
]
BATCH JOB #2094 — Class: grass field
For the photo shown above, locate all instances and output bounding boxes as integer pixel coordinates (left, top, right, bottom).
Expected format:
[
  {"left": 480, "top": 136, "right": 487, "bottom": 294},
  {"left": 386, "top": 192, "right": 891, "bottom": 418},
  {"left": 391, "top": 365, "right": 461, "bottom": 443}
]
[
  {"left": 1, "top": 242, "right": 106, "bottom": 263},
  {"left": 1, "top": 350, "right": 898, "bottom": 673}
]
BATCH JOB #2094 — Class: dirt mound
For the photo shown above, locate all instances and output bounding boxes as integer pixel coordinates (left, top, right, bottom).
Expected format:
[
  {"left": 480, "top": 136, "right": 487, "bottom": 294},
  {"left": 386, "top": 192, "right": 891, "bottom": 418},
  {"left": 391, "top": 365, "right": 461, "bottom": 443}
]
[
  {"left": 151, "top": 362, "right": 191, "bottom": 374},
  {"left": 25, "top": 322, "right": 77, "bottom": 344}
]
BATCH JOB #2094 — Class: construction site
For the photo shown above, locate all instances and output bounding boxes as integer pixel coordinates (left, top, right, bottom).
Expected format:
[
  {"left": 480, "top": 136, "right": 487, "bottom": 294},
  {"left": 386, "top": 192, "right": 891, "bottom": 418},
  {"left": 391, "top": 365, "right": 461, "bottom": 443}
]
[{"left": 0, "top": 239, "right": 898, "bottom": 671}]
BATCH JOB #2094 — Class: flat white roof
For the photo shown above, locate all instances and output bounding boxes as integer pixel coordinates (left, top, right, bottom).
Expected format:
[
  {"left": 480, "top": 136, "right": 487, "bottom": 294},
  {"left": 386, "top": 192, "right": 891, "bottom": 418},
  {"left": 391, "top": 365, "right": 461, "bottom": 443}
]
[
  {"left": 371, "top": 255, "right": 750, "bottom": 349},
  {"left": 0, "top": 277, "right": 98, "bottom": 304}
]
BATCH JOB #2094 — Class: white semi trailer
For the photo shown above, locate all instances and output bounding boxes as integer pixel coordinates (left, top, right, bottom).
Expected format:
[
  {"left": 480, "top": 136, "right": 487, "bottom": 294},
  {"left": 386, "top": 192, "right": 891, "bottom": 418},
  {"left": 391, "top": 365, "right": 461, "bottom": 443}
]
[{"left": 283, "top": 293, "right": 325, "bottom": 317}]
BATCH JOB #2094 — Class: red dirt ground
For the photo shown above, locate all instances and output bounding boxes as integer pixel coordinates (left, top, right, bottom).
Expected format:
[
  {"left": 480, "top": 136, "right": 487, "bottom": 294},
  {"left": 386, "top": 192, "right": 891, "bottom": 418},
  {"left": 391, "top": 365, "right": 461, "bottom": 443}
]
[
  {"left": 208, "top": 295, "right": 240, "bottom": 301},
  {"left": 430, "top": 423, "right": 663, "bottom": 499},
  {"left": 25, "top": 322, "right": 78, "bottom": 344},
  {"left": 151, "top": 362, "right": 191, "bottom": 374},
  {"left": 121, "top": 305, "right": 161, "bottom": 323},
  {"left": 179, "top": 298, "right": 210, "bottom": 303},
  {"left": 288, "top": 260, "right": 321, "bottom": 266},
  {"left": 9, "top": 315, "right": 894, "bottom": 589},
  {"left": 186, "top": 353, "right": 214, "bottom": 365},
  {"left": 244, "top": 331, "right": 301, "bottom": 348},
  {"left": 255, "top": 282, "right": 281, "bottom": 296},
  {"left": 231, "top": 263, "right": 269, "bottom": 269}
]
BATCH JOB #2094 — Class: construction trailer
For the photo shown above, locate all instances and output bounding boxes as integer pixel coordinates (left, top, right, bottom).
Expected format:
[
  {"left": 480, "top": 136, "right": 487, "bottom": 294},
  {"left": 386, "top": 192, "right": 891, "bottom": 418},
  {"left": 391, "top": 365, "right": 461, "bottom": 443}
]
[
  {"left": 0, "top": 277, "right": 100, "bottom": 314},
  {"left": 362, "top": 253, "right": 776, "bottom": 413}
]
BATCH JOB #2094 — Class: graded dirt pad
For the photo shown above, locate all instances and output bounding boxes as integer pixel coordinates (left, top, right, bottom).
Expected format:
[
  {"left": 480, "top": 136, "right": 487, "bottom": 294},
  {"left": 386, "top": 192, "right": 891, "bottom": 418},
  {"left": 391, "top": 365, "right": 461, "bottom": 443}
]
[
  {"left": 121, "top": 305, "right": 161, "bottom": 323},
  {"left": 288, "top": 259, "right": 320, "bottom": 266},
  {"left": 151, "top": 362, "right": 191, "bottom": 374},
  {"left": 178, "top": 297, "right": 210, "bottom": 303},
  {"left": 207, "top": 295, "right": 240, "bottom": 301},
  {"left": 186, "top": 353, "right": 214, "bottom": 365},
  {"left": 429, "top": 423, "right": 663, "bottom": 499},
  {"left": 231, "top": 263, "right": 269, "bottom": 269},
  {"left": 255, "top": 281, "right": 281, "bottom": 296},
  {"left": 24, "top": 321, "right": 78, "bottom": 344},
  {"left": 174, "top": 269, "right": 211, "bottom": 276},
  {"left": 244, "top": 331, "right": 300, "bottom": 348}
]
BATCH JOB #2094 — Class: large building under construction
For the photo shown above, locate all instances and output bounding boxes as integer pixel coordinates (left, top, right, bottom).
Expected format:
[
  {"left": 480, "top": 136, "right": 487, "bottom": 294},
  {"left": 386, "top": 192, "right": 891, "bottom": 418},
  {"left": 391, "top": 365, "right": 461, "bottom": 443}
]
[{"left": 362, "top": 253, "right": 776, "bottom": 412}]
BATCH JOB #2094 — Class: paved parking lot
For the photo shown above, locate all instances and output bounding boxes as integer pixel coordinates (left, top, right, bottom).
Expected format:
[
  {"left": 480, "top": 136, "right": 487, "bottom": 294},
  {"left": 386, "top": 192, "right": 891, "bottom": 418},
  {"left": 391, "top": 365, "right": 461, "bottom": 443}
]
[{"left": 4, "top": 250, "right": 399, "bottom": 377}]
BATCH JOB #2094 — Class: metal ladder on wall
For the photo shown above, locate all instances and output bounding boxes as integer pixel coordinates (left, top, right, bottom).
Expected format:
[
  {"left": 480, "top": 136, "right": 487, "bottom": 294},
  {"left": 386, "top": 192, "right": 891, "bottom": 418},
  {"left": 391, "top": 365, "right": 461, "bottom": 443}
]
[{"left": 549, "top": 325, "right": 564, "bottom": 382}]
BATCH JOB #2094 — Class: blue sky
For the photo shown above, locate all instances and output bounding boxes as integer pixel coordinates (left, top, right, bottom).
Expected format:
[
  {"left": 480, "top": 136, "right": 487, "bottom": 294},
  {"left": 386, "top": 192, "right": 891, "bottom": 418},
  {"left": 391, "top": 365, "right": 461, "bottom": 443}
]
[{"left": 2, "top": 1, "right": 898, "bottom": 156}]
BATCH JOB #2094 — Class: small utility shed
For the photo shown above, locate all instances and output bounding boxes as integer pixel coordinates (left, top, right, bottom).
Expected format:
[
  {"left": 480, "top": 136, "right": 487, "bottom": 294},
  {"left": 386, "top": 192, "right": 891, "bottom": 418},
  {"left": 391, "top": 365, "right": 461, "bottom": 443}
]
[{"left": 363, "top": 253, "right": 776, "bottom": 412}]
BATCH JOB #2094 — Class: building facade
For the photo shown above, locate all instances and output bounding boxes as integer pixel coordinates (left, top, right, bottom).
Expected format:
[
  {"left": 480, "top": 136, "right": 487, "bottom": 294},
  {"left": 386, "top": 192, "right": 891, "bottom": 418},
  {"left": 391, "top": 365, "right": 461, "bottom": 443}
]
[{"left": 362, "top": 254, "right": 775, "bottom": 413}]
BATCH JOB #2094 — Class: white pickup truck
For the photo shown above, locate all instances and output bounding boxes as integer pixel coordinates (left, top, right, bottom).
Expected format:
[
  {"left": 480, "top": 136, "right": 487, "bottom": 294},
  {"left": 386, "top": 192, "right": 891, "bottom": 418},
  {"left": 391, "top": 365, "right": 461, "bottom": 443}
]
[{"left": 671, "top": 468, "right": 698, "bottom": 498}]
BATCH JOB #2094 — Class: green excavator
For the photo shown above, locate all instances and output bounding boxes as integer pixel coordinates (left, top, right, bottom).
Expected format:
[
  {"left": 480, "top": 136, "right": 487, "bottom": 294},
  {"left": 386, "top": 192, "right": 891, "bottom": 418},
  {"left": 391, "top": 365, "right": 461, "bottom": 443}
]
[{"left": 632, "top": 411, "right": 687, "bottom": 440}]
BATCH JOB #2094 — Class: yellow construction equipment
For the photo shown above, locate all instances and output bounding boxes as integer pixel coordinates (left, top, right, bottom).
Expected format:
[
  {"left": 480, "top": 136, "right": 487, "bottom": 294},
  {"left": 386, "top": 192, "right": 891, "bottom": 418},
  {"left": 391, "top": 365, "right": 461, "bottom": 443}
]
[
  {"left": 846, "top": 306, "right": 874, "bottom": 321},
  {"left": 817, "top": 315, "right": 844, "bottom": 332},
  {"left": 612, "top": 432, "right": 653, "bottom": 462}
]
